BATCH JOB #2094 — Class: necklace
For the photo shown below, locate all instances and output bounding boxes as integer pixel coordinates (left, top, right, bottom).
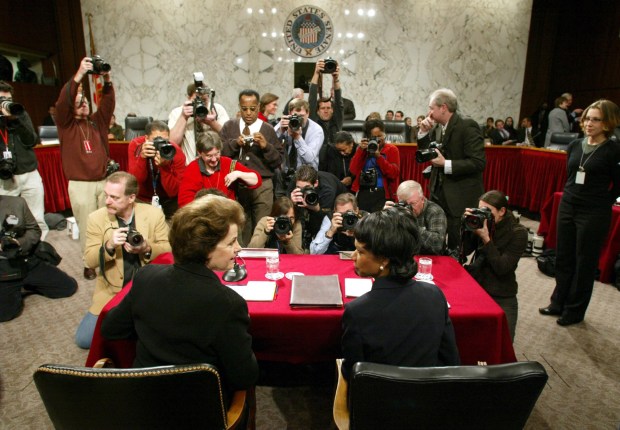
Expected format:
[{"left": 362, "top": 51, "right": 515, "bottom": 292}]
[
  {"left": 206, "top": 169, "right": 221, "bottom": 189},
  {"left": 77, "top": 120, "right": 92, "bottom": 153}
]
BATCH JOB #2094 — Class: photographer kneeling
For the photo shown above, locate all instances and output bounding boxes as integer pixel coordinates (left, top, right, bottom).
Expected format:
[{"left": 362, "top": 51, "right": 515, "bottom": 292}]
[
  {"left": 461, "top": 190, "right": 527, "bottom": 341},
  {"left": 310, "top": 193, "right": 367, "bottom": 255},
  {"left": 247, "top": 196, "right": 304, "bottom": 254}
]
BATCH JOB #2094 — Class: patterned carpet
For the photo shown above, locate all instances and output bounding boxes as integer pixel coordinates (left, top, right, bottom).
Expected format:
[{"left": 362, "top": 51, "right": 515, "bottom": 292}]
[{"left": 1, "top": 217, "right": 619, "bottom": 429}]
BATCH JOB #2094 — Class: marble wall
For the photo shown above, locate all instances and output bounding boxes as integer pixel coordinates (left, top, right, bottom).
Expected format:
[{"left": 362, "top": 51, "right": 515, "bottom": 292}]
[{"left": 80, "top": 0, "right": 532, "bottom": 125}]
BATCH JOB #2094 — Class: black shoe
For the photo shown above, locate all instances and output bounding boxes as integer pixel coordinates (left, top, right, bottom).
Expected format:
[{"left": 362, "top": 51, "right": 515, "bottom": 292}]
[
  {"left": 539, "top": 306, "right": 561, "bottom": 316},
  {"left": 83, "top": 267, "right": 96, "bottom": 280},
  {"left": 557, "top": 316, "right": 583, "bottom": 326}
]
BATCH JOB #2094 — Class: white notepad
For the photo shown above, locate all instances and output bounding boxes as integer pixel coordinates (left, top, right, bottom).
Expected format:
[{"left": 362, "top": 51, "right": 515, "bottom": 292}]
[
  {"left": 227, "top": 281, "right": 277, "bottom": 301},
  {"left": 344, "top": 278, "right": 373, "bottom": 298}
]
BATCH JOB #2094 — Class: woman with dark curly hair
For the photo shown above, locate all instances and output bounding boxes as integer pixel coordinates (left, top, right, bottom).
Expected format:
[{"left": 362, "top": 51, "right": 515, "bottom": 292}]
[{"left": 340, "top": 206, "right": 459, "bottom": 380}]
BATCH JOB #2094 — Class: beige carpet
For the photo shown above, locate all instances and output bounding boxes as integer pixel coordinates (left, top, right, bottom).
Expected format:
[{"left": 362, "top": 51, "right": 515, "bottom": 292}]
[{"left": 1, "top": 217, "right": 619, "bottom": 429}]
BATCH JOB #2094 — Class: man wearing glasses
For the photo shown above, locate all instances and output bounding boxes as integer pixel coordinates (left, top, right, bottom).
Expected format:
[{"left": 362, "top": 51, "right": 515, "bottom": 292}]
[
  {"left": 384, "top": 180, "right": 448, "bottom": 255},
  {"left": 55, "top": 57, "right": 115, "bottom": 280},
  {"left": 220, "top": 89, "right": 283, "bottom": 246}
]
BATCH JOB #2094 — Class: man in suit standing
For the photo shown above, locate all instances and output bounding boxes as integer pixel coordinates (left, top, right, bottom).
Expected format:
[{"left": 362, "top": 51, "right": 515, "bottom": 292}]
[{"left": 417, "top": 88, "right": 486, "bottom": 252}]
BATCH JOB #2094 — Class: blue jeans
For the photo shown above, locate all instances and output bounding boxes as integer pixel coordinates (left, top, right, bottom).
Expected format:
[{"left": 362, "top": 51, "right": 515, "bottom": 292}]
[{"left": 75, "top": 312, "right": 98, "bottom": 349}]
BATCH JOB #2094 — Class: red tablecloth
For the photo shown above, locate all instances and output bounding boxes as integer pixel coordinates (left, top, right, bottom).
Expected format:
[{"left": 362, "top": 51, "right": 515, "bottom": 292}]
[
  {"left": 35, "top": 142, "right": 129, "bottom": 213},
  {"left": 86, "top": 254, "right": 516, "bottom": 368},
  {"left": 537, "top": 191, "right": 620, "bottom": 284},
  {"left": 397, "top": 145, "right": 567, "bottom": 212}
]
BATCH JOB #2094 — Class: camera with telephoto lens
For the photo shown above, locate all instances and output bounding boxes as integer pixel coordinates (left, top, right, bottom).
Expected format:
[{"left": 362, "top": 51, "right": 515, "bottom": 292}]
[
  {"left": 415, "top": 141, "right": 442, "bottom": 163},
  {"left": 126, "top": 227, "right": 144, "bottom": 247},
  {"left": 366, "top": 138, "right": 379, "bottom": 155},
  {"left": 322, "top": 57, "right": 338, "bottom": 74},
  {"left": 340, "top": 210, "right": 359, "bottom": 231},
  {"left": 243, "top": 136, "right": 254, "bottom": 146},
  {"left": 0, "top": 214, "right": 20, "bottom": 252},
  {"left": 274, "top": 215, "right": 292, "bottom": 235},
  {"left": 462, "top": 206, "right": 494, "bottom": 231},
  {"left": 152, "top": 136, "right": 176, "bottom": 161},
  {"left": 0, "top": 97, "right": 24, "bottom": 116},
  {"left": 396, "top": 201, "right": 409, "bottom": 209},
  {"left": 87, "top": 55, "right": 111, "bottom": 75},
  {"left": 299, "top": 185, "right": 319, "bottom": 206},
  {"left": 192, "top": 72, "right": 214, "bottom": 119},
  {"left": 0, "top": 157, "right": 17, "bottom": 180},
  {"left": 359, "top": 167, "right": 377, "bottom": 188},
  {"left": 106, "top": 159, "right": 120, "bottom": 177},
  {"left": 288, "top": 114, "right": 302, "bottom": 132}
]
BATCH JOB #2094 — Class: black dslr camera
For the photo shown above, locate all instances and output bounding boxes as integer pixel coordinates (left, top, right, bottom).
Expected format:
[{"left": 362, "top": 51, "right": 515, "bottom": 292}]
[
  {"left": 322, "top": 57, "right": 338, "bottom": 74},
  {"left": 0, "top": 157, "right": 16, "bottom": 180},
  {"left": 0, "top": 96, "right": 24, "bottom": 116},
  {"left": 273, "top": 215, "right": 292, "bottom": 235},
  {"left": 359, "top": 167, "right": 377, "bottom": 188},
  {"left": 192, "top": 72, "right": 215, "bottom": 120},
  {"left": 366, "top": 138, "right": 379, "bottom": 155},
  {"left": 87, "top": 55, "right": 111, "bottom": 75},
  {"left": 340, "top": 210, "right": 359, "bottom": 231},
  {"left": 126, "top": 227, "right": 144, "bottom": 247},
  {"left": 462, "top": 206, "right": 494, "bottom": 231},
  {"left": 288, "top": 113, "right": 302, "bottom": 132},
  {"left": 243, "top": 136, "right": 254, "bottom": 146},
  {"left": 415, "top": 142, "right": 442, "bottom": 163},
  {"left": 299, "top": 185, "right": 319, "bottom": 206},
  {"left": 152, "top": 136, "right": 176, "bottom": 161},
  {"left": 0, "top": 214, "right": 20, "bottom": 252}
]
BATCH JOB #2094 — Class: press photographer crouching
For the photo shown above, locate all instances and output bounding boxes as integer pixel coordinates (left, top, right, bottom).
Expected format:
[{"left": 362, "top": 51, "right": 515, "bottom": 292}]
[
  {"left": 247, "top": 196, "right": 304, "bottom": 254},
  {"left": 460, "top": 190, "right": 527, "bottom": 341},
  {"left": 0, "top": 195, "right": 77, "bottom": 322},
  {"left": 310, "top": 193, "right": 367, "bottom": 255},
  {"left": 349, "top": 119, "right": 400, "bottom": 213}
]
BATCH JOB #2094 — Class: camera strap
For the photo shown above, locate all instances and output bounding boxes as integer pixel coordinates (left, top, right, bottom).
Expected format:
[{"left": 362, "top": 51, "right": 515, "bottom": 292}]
[
  {"left": 147, "top": 158, "right": 159, "bottom": 197},
  {"left": 0, "top": 127, "right": 11, "bottom": 158}
]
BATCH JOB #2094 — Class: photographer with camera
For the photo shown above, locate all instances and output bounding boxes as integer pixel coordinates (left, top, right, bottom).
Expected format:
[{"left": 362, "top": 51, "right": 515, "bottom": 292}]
[
  {"left": 308, "top": 58, "right": 344, "bottom": 149},
  {"left": 461, "top": 190, "right": 527, "bottom": 341},
  {"left": 220, "top": 89, "right": 283, "bottom": 246},
  {"left": 384, "top": 180, "right": 447, "bottom": 255},
  {"left": 247, "top": 196, "right": 304, "bottom": 254},
  {"left": 55, "top": 56, "right": 116, "bottom": 280},
  {"left": 128, "top": 120, "right": 186, "bottom": 218},
  {"left": 310, "top": 193, "right": 367, "bottom": 255},
  {"left": 349, "top": 119, "right": 401, "bottom": 213},
  {"left": 275, "top": 98, "right": 324, "bottom": 171},
  {"left": 76, "top": 172, "right": 170, "bottom": 348},
  {"left": 0, "top": 195, "right": 77, "bottom": 322},
  {"left": 0, "top": 81, "right": 48, "bottom": 240},
  {"left": 168, "top": 77, "right": 229, "bottom": 164},
  {"left": 289, "top": 165, "right": 347, "bottom": 249},
  {"left": 417, "top": 88, "right": 486, "bottom": 252}
]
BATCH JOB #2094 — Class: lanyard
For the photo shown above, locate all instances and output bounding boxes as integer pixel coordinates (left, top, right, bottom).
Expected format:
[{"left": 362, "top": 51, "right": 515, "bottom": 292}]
[{"left": 0, "top": 128, "right": 8, "bottom": 149}]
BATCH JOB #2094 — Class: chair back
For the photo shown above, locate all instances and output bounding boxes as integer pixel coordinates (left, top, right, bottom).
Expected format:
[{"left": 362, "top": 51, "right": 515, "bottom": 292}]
[
  {"left": 548, "top": 132, "right": 579, "bottom": 151},
  {"left": 348, "top": 361, "right": 548, "bottom": 430},
  {"left": 38, "top": 125, "right": 59, "bottom": 144},
  {"left": 342, "top": 120, "right": 365, "bottom": 142},
  {"left": 383, "top": 120, "right": 406, "bottom": 143},
  {"left": 124, "top": 116, "right": 153, "bottom": 141},
  {"left": 34, "top": 363, "right": 232, "bottom": 430}
]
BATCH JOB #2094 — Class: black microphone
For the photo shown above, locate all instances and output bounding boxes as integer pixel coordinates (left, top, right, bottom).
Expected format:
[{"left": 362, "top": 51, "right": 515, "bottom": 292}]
[{"left": 222, "top": 255, "right": 247, "bottom": 282}]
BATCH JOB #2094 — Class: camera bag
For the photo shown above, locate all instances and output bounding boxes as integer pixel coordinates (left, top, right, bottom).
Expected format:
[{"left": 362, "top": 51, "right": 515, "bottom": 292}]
[{"left": 536, "top": 249, "right": 556, "bottom": 277}]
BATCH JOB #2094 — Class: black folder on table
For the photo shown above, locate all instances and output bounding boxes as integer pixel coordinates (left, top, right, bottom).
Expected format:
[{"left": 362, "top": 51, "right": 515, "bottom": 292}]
[{"left": 290, "top": 275, "right": 343, "bottom": 307}]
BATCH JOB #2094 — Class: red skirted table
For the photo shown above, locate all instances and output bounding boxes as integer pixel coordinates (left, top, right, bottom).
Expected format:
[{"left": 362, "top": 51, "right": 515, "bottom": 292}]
[
  {"left": 396, "top": 144, "right": 567, "bottom": 213},
  {"left": 86, "top": 254, "right": 516, "bottom": 368},
  {"left": 537, "top": 191, "right": 620, "bottom": 284},
  {"left": 34, "top": 141, "right": 129, "bottom": 213}
]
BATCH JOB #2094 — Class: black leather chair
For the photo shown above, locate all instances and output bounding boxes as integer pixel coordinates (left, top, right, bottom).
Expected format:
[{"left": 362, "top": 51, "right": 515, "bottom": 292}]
[
  {"left": 34, "top": 361, "right": 253, "bottom": 430},
  {"left": 38, "top": 125, "right": 59, "bottom": 144},
  {"left": 342, "top": 119, "right": 365, "bottom": 142},
  {"left": 124, "top": 116, "right": 153, "bottom": 141},
  {"left": 548, "top": 132, "right": 579, "bottom": 151},
  {"left": 383, "top": 120, "right": 407, "bottom": 143},
  {"left": 333, "top": 359, "right": 548, "bottom": 430}
]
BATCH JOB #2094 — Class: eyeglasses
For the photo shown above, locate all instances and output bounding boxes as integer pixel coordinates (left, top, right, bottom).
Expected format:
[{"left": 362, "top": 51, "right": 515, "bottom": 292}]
[
  {"left": 75, "top": 93, "right": 89, "bottom": 108},
  {"left": 202, "top": 152, "right": 221, "bottom": 160},
  {"left": 583, "top": 116, "right": 603, "bottom": 123},
  {"left": 239, "top": 106, "right": 258, "bottom": 112}
]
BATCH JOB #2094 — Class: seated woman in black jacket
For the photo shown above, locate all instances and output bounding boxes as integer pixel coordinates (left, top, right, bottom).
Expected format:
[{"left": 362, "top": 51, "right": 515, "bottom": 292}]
[{"left": 462, "top": 190, "right": 527, "bottom": 341}]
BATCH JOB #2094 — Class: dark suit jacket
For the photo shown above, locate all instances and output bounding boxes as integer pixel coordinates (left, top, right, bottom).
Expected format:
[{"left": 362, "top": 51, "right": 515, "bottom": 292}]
[
  {"left": 101, "top": 262, "right": 259, "bottom": 396},
  {"left": 418, "top": 113, "right": 486, "bottom": 217},
  {"left": 489, "top": 128, "right": 511, "bottom": 145},
  {"left": 341, "top": 276, "right": 460, "bottom": 380}
]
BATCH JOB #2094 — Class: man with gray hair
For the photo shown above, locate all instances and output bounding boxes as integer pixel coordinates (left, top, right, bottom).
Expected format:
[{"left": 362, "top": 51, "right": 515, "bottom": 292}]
[
  {"left": 417, "top": 88, "right": 486, "bottom": 251},
  {"left": 385, "top": 180, "right": 447, "bottom": 255}
]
